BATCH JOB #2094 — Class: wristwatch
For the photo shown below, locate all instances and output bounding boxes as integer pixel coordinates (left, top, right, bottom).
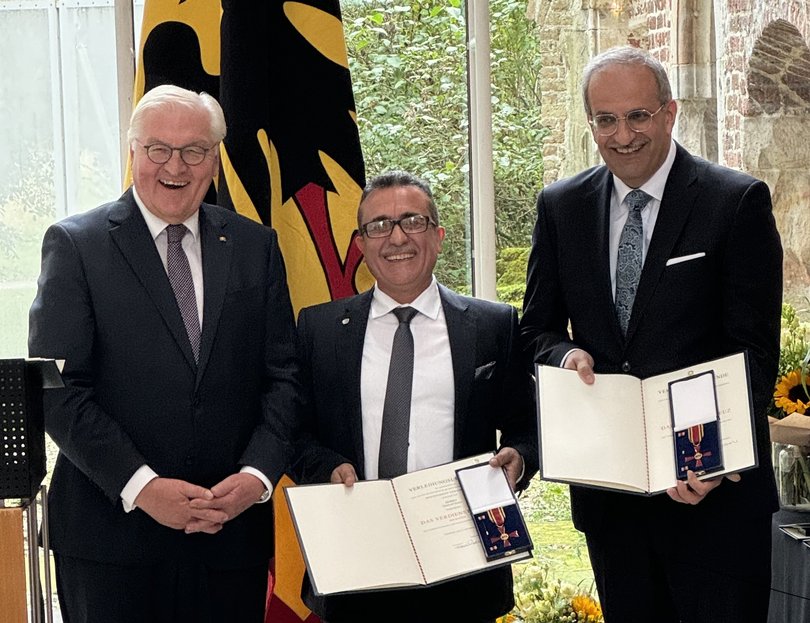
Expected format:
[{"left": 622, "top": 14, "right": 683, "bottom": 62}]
[{"left": 257, "top": 487, "right": 271, "bottom": 503}]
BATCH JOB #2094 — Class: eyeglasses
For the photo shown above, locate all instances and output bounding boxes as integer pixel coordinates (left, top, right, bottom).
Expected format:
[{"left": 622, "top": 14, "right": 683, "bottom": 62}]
[
  {"left": 360, "top": 214, "right": 436, "bottom": 238},
  {"left": 137, "top": 141, "right": 215, "bottom": 166},
  {"left": 589, "top": 102, "right": 668, "bottom": 137}
]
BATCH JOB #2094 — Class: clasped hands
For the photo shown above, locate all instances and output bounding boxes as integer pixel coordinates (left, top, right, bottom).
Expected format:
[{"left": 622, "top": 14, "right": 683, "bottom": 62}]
[
  {"left": 565, "top": 349, "right": 741, "bottom": 506},
  {"left": 133, "top": 472, "right": 267, "bottom": 534}
]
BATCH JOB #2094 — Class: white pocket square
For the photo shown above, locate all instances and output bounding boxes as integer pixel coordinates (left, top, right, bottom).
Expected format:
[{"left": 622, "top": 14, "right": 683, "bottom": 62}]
[{"left": 666, "top": 252, "right": 706, "bottom": 266}]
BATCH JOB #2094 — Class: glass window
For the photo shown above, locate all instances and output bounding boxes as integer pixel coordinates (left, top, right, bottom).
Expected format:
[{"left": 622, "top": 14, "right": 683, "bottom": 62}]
[{"left": 0, "top": 1, "right": 122, "bottom": 358}]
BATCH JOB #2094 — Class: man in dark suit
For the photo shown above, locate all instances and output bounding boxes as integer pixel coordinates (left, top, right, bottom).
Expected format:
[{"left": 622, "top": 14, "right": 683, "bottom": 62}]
[
  {"left": 28, "top": 85, "right": 300, "bottom": 623},
  {"left": 291, "top": 170, "right": 537, "bottom": 623},
  {"left": 520, "top": 47, "right": 782, "bottom": 623}
]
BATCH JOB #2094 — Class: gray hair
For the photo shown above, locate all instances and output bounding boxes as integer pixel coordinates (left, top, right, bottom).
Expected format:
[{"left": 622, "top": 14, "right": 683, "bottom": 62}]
[
  {"left": 582, "top": 46, "right": 672, "bottom": 116},
  {"left": 127, "top": 84, "right": 226, "bottom": 145},
  {"left": 358, "top": 170, "right": 439, "bottom": 228}
]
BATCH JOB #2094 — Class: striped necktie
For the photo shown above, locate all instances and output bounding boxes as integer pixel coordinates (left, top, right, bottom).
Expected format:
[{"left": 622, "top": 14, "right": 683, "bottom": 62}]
[{"left": 166, "top": 224, "right": 201, "bottom": 362}]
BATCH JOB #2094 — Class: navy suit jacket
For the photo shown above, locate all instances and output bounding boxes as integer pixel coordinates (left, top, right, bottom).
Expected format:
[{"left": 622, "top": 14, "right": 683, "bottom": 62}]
[
  {"left": 292, "top": 285, "right": 538, "bottom": 620},
  {"left": 29, "top": 188, "right": 300, "bottom": 567},
  {"left": 521, "top": 143, "right": 782, "bottom": 532}
]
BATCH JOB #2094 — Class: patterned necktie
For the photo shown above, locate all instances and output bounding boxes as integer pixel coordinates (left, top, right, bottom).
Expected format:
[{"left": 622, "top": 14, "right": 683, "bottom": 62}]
[
  {"left": 615, "top": 189, "right": 651, "bottom": 335},
  {"left": 378, "top": 306, "right": 419, "bottom": 479},
  {"left": 166, "top": 224, "right": 201, "bottom": 362}
]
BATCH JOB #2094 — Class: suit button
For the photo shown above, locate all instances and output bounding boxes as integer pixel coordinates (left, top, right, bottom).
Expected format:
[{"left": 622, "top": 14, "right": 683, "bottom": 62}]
[{"left": 621, "top": 361, "right": 631, "bottom": 373}]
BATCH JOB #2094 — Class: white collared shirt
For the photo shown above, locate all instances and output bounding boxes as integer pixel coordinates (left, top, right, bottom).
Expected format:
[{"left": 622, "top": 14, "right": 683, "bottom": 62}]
[
  {"left": 361, "top": 278, "right": 455, "bottom": 479},
  {"left": 608, "top": 139, "right": 677, "bottom": 299}
]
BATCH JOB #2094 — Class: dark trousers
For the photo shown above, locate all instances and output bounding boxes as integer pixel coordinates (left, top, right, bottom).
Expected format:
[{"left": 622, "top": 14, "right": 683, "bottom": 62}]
[
  {"left": 585, "top": 509, "right": 772, "bottom": 623},
  {"left": 55, "top": 553, "right": 268, "bottom": 623}
]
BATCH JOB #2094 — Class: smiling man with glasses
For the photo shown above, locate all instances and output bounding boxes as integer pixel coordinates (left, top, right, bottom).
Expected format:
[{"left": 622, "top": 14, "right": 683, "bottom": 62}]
[
  {"left": 292, "top": 170, "right": 538, "bottom": 623},
  {"left": 521, "top": 46, "right": 782, "bottom": 623},
  {"left": 29, "top": 84, "right": 300, "bottom": 622}
]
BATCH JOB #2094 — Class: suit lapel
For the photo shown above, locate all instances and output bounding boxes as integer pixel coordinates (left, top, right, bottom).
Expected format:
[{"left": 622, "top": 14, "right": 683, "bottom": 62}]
[
  {"left": 440, "top": 286, "right": 475, "bottom": 458},
  {"left": 337, "top": 291, "right": 372, "bottom": 476},
  {"left": 108, "top": 190, "right": 197, "bottom": 369},
  {"left": 627, "top": 145, "right": 699, "bottom": 341},
  {"left": 587, "top": 169, "right": 618, "bottom": 325},
  {"left": 197, "top": 205, "right": 232, "bottom": 383}
]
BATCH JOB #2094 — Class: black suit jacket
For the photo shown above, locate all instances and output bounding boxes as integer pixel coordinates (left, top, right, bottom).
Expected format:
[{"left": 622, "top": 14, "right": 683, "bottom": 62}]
[
  {"left": 521, "top": 143, "right": 782, "bottom": 532},
  {"left": 292, "top": 285, "right": 538, "bottom": 621},
  {"left": 28, "top": 189, "right": 300, "bottom": 567}
]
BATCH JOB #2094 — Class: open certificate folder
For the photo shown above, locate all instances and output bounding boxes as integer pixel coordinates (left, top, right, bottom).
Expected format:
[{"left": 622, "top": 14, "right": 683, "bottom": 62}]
[
  {"left": 284, "top": 454, "right": 532, "bottom": 596},
  {"left": 535, "top": 352, "right": 758, "bottom": 494}
]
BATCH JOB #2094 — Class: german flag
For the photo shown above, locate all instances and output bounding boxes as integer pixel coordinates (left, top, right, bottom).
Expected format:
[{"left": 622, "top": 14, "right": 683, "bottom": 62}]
[
  {"left": 134, "top": 2, "right": 372, "bottom": 621},
  {"left": 134, "top": 0, "right": 371, "bottom": 311}
]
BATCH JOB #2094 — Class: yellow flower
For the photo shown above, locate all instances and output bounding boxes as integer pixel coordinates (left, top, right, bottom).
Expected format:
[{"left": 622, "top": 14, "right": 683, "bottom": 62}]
[
  {"left": 496, "top": 616, "right": 517, "bottom": 623},
  {"left": 774, "top": 369, "right": 810, "bottom": 415},
  {"left": 571, "top": 594, "right": 603, "bottom": 622}
]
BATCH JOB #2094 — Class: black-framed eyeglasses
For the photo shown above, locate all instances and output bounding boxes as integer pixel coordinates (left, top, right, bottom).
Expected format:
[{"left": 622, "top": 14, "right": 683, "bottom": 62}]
[
  {"left": 137, "top": 141, "right": 215, "bottom": 166},
  {"left": 589, "top": 102, "right": 668, "bottom": 137},
  {"left": 360, "top": 214, "right": 436, "bottom": 238}
]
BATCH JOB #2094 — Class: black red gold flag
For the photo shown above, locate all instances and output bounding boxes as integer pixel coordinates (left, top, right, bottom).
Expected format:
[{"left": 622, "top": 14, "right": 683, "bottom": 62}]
[{"left": 133, "top": 0, "right": 372, "bottom": 313}]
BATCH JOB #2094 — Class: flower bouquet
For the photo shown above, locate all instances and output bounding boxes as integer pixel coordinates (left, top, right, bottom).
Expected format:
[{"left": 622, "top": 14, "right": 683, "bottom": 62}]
[
  {"left": 501, "top": 563, "right": 603, "bottom": 623},
  {"left": 768, "top": 304, "right": 810, "bottom": 510}
]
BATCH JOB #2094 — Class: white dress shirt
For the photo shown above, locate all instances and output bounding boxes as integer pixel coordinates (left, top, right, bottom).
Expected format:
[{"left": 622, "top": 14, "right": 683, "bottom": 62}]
[{"left": 361, "top": 278, "right": 455, "bottom": 479}]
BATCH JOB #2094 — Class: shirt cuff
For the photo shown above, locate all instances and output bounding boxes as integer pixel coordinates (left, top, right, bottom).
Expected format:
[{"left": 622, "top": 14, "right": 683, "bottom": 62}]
[
  {"left": 121, "top": 465, "right": 159, "bottom": 513},
  {"left": 240, "top": 466, "right": 273, "bottom": 503},
  {"left": 560, "top": 348, "right": 583, "bottom": 368}
]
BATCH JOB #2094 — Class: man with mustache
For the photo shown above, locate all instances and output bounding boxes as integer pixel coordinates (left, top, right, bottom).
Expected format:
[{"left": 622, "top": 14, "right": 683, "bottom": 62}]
[
  {"left": 292, "top": 170, "right": 538, "bottom": 622},
  {"left": 520, "top": 46, "right": 782, "bottom": 622}
]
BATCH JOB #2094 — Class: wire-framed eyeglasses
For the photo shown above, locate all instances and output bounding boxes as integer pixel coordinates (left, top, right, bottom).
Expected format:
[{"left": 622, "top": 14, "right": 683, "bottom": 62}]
[
  {"left": 589, "top": 102, "right": 668, "bottom": 137},
  {"left": 137, "top": 141, "right": 215, "bottom": 166},
  {"left": 360, "top": 214, "right": 436, "bottom": 238}
]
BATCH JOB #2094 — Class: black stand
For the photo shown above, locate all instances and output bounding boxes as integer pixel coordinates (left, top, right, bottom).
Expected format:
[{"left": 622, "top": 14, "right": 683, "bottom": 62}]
[{"left": 1, "top": 358, "right": 62, "bottom": 623}]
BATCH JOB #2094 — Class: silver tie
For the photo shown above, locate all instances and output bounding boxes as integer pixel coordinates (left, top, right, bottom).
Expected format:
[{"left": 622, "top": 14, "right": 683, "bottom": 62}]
[
  {"left": 378, "top": 306, "right": 418, "bottom": 479},
  {"left": 615, "top": 189, "right": 651, "bottom": 335},
  {"left": 166, "top": 224, "right": 201, "bottom": 362}
]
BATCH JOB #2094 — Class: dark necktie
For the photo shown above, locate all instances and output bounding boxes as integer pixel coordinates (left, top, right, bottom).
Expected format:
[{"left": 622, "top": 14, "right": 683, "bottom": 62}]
[
  {"left": 615, "top": 189, "right": 651, "bottom": 335},
  {"left": 378, "top": 306, "right": 418, "bottom": 479},
  {"left": 166, "top": 224, "right": 201, "bottom": 362}
]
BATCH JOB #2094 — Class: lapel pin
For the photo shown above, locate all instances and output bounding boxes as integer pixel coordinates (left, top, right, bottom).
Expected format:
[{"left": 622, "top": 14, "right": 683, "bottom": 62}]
[
  {"left": 342, "top": 318, "right": 350, "bottom": 325},
  {"left": 218, "top": 235, "right": 227, "bottom": 243}
]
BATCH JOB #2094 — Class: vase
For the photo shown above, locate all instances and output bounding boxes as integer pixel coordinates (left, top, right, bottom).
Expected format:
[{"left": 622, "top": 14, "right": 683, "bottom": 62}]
[{"left": 772, "top": 442, "right": 810, "bottom": 510}]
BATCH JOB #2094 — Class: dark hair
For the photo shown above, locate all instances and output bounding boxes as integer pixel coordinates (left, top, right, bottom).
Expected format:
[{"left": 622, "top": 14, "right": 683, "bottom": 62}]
[
  {"left": 358, "top": 170, "right": 439, "bottom": 228},
  {"left": 582, "top": 46, "right": 672, "bottom": 116}
]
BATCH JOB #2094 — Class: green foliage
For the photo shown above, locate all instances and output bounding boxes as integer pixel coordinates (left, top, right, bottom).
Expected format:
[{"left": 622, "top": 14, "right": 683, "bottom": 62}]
[
  {"left": 520, "top": 477, "right": 595, "bottom": 591},
  {"left": 778, "top": 302, "right": 810, "bottom": 378},
  {"left": 343, "top": 0, "right": 545, "bottom": 293},
  {"left": 521, "top": 477, "right": 572, "bottom": 523},
  {"left": 497, "top": 246, "right": 530, "bottom": 309}
]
